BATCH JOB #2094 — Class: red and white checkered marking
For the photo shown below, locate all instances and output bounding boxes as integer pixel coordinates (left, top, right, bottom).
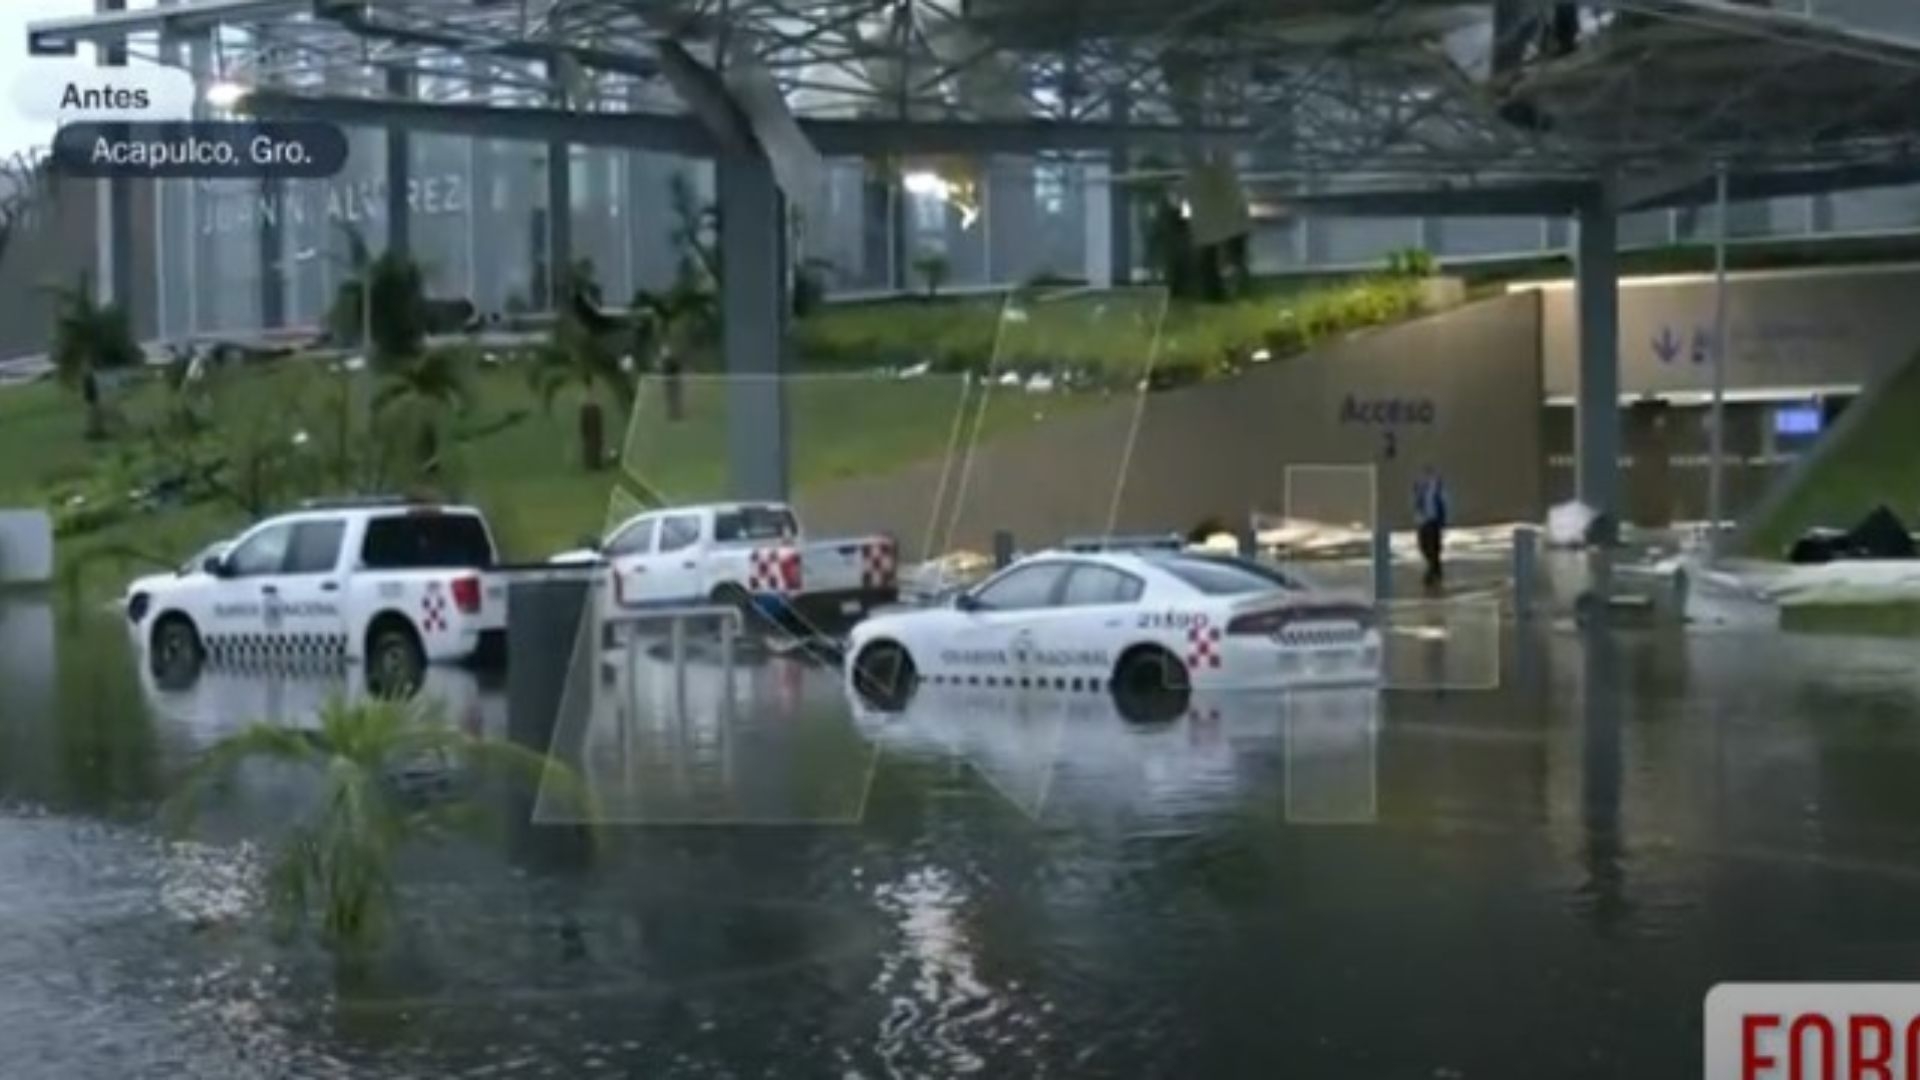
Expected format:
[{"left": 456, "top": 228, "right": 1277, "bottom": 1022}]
[
  {"left": 861, "top": 539, "right": 897, "bottom": 590},
  {"left": 1185, "top": 623, "right": 1223, "bottom": 670},
  {"left": 747, "top": 547, "right": 801, "bottom": 594},
  {"left": 421, "top": 584, "right": 449, "bottom": 633}
]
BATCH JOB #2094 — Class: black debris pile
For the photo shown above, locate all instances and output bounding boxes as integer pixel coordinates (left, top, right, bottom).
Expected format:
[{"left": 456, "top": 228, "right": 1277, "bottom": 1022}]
[{"left": 1787, "top": 504, "right": 1918, "bottom": 564}]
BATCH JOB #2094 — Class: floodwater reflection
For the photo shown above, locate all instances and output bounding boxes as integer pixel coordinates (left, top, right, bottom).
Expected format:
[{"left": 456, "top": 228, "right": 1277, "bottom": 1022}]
[{"left": 8, "top": 597, "right": 1920, "bottom": 1077}]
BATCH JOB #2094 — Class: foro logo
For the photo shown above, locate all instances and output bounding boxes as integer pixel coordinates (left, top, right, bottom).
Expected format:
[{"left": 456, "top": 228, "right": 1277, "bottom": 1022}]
[
  {"left": 1338, "top": 394, "right": 1436, "bottom": 426},
  {"left": 1706, "top": 984, "right": 1920, "bottom": 1079}
]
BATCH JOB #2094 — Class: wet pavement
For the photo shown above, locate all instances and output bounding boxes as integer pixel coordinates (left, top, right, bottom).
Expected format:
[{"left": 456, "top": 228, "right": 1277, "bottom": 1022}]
[{"left": 4, "top": 585, "right": 1920, "bottom": 1078}]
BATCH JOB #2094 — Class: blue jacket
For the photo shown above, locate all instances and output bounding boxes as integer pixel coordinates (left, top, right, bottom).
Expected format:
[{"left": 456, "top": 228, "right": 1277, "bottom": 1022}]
[{"left": 1414, "top": 475, "right": 1449, "bottom": 526}]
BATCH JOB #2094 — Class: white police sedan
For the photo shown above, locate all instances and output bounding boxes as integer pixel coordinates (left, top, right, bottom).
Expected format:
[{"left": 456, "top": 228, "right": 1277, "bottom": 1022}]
[{"left": 845, "top": 549, "right": 1381, "bottom": 714}]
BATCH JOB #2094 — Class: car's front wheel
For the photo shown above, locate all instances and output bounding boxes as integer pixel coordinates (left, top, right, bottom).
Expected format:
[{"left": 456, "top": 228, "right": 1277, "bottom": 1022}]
[{"left": 851, "top": 640, "right": 918, "bottom": 712}]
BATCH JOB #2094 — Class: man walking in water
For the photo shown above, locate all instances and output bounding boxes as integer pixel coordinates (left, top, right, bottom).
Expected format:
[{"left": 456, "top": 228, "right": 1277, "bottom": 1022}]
[{"left": 1414, "top": 464, "right": 1450, "bottom": 590}]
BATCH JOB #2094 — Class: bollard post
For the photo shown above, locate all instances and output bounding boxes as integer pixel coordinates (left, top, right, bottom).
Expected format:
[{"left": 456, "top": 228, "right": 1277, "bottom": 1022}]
[
  {"left": 718, "top": 611, "right": 737, "bottom": 720},
  {"left": 670, "top": 615, "right": 688, "bottom": 725},
  {"left": 992, "top": 530, "right": 1015, "bottom": 569},
  {"left": 1371, "top": 517, "right": 1392, "bottom": 605},
  {"left": 1512, "top": 526, "right": 1537, "bottom": 621}
]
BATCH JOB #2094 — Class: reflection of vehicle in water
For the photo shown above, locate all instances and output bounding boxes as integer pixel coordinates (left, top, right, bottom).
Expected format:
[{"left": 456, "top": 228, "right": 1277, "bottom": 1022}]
[
  {"left": 137, "top": 658, "right": 505, "bottom": 741},
  {"left": 846, "top": 680, "right": 1379, "bottom": 823},
  {"left": 547, "top": 619, "right": 868, "bottom": 825},
  {"left": 846, "top": 550, "right": 1382, "bottom": 722}
]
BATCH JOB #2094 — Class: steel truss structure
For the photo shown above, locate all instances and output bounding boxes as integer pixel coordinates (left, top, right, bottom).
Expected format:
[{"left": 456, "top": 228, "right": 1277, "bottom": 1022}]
[{"left": 25, "top": 0, "right": 1920, "bottom": 208}]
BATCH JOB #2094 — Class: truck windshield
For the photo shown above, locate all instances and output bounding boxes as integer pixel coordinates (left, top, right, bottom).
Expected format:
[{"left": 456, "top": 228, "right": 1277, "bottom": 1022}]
[
  {"left": 713, "top": 505, "right": 798, "bottom": 544},
  {"left": 361, "top": 513, "right": 496, "bottom": 569}
]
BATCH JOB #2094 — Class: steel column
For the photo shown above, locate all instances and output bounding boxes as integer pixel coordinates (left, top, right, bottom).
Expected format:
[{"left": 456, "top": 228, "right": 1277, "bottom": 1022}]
[
  {"left": 1707, "top": 163, "right": 1731, "bottom": 554},
  {"left": 546, "top": 141, "right": 572, "bottom": 308},
  {"left": 384, "top": 67, "right": 412, "bottom": 256},
  {"left": 1574, "top": 188, "right": 1621, "bottom": 534},
  {"left": 718, "top": 150, "right": 790, "bottom": 501},
  {"left": 258, "top": 178, "right": 284, "bottom": 327},
  {"left": 96, "top": 0, "right": 137, "bottom": 320}
]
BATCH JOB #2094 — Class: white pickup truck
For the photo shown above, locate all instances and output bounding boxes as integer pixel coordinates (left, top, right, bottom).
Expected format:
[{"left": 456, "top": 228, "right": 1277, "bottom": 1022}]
[
  {"left": 554, "top": 501, "right": 899, "bottom": 632},
  {"left": 124, "top": 498, "right": 519, "bottom": 693}
]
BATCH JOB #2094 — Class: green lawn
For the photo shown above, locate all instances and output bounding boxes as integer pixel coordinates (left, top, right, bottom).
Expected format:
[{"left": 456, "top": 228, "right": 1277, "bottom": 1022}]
[
  {"left": 6, "top": 275, "right": 1433, "bottom": 599},
  {"left": 1742, "top": 351, "right": 1920, "bottom": 557},
  {"left": 2, "top": 356, "right": 1107, "bottom": 599}
]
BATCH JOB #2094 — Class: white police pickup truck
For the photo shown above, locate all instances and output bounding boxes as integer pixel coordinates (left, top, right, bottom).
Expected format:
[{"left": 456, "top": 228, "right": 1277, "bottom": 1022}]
[
  {"left": 125, "top": 498, "right": 514, "bottom": 693},
  {"left": 553, "top": 501, "right": 898, "bottom": 633}
]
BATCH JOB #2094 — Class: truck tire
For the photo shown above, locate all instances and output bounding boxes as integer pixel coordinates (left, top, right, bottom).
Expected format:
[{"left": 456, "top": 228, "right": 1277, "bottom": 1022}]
[
  {"left": 710, "top": 582, "right": 767, "bottom": 637},
  {"left": 366, "top": 616, "right": 426, "bottom": 700},
  {"left": 1111, "top": 645, "right": 1190, "bottom": 725},
  {"left": 149, "top": 613, "right": 204, "bottom": 689},
  {"left": 851, "top": 640, "right": 917, "bottom": 712}
]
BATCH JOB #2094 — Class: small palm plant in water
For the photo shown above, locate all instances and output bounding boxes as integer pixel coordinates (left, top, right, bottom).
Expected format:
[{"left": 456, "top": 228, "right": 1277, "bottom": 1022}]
[{"left": 166, "top": 695, "right": 595, "bottom": 975}]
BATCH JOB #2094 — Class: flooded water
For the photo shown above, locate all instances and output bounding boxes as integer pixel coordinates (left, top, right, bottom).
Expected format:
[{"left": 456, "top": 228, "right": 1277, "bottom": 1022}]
[{"left": 5, "top": 585, "right": 1920, "bottom": 1078}]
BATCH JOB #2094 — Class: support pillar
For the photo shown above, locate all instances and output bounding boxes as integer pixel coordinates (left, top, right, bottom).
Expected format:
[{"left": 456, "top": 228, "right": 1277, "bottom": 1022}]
[
  {"left": 384, "top": 68, "right": 412, "bottom": 256},
  {"left": 257, "top": 179, "right": 284, "bottom": 328},
  {"left": 1574, "top": 188, "right": 1620, "bottom": 535},
  {"left": 718, "top": 151, "right": 790, "bottom": 501},
  {"left": 546, "top": 141, "right": 572, "bottom": 306},
  {"left": 96, "top": 0, "right": 137, "bottom": 319}
]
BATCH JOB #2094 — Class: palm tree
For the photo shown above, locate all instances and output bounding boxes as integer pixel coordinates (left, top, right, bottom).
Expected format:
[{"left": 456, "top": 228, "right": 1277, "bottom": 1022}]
[
  {"left": 531, "top": 263, "right": 636, "bottom": 470},
  {"left": 327, "top": 224, "right": 429, "bottom": 370},
  {"left": 166, "top": 695, "right": 596, "bottom": 973},
  {"left": 374, "top": 347, "right": 472, "bottom": 477},
  {"left": 45, "top": 273, "right": 142, "bottom": 440}
]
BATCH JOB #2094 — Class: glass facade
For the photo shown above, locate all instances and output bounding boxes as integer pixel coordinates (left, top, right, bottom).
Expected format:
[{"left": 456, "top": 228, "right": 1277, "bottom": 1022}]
[{"left": 143, "top": 133, "right": 1920, "bottom": 342}]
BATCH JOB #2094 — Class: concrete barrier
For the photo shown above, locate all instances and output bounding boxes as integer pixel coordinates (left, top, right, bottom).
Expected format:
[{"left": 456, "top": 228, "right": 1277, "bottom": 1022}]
[{"left": 0, "top": 510, "right": 53, "bottom": 587}]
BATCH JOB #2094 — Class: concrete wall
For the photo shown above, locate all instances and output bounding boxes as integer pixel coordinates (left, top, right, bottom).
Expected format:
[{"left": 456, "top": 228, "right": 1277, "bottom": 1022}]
[
  {"left": 1535, "top": 263, "right": 1920, "bottom": 399},
  {"left": 799, "top": 292, "right": 1544, "bottom": 554}
]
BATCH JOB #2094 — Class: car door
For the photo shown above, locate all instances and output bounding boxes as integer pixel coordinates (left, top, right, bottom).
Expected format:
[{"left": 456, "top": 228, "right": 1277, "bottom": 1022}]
[
  {"left": 1046, "top": 563, "right": 1148, "bottom": 683},
  {"left": 211, "top": 519, "right": 296, "bottom": 648},
  {"left": 951, "top": 561, "right": 1071, "bottom": 683},
  {"left": 646, "top": 512, "right": 707, "bottom": 603},
  {"left": 275, "top": 517, "right": 350, "bottom": 655},
  {"left": 602, "top": 515, "right": 660, "bottom": 608}
]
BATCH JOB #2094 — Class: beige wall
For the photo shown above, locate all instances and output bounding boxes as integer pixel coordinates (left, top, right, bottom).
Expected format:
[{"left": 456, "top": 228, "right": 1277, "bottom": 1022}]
[
  {"left": 1536, "top": 263, "right": 1920, "bottom": 398},
  {"left": 799, "top": 292, "right": 1544, "bottom": 555}
]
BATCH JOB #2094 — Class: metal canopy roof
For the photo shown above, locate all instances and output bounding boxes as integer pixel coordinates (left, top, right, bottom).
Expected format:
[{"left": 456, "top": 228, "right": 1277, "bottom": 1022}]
[{"left": 25, "top": 0, "right": 1920, "bottom": 208}]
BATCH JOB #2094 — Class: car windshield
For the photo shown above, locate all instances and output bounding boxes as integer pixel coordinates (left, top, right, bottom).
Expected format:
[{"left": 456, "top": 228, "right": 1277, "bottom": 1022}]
[
  {"left": 1151, "top": 555, "right": 1303, "bottom": 595},
  {"left": 183, "top": 542, "right": 227, "bottom": 573},
  {"left": 713, "top": 505, "right": 798, "bottom": 544}
]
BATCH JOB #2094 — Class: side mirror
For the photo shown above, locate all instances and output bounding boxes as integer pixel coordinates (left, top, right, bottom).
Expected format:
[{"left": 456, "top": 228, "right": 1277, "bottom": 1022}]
[
  {"left": 203, "top": 555, "right": 231, "bottom": 577},
  {"left": 953, "top": 591, "right": 982, "bottom": 612}
]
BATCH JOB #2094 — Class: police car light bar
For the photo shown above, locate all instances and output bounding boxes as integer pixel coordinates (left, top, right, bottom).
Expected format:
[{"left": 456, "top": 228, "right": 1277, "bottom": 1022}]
[{"left": 1059, "top": 533, "right": 1185, "bottom": 553}]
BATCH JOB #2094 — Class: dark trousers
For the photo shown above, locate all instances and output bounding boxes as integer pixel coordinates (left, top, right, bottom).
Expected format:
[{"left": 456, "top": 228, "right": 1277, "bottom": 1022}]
[{"left": 1418, "top": 520, "right": 1445, "bottom": 588}]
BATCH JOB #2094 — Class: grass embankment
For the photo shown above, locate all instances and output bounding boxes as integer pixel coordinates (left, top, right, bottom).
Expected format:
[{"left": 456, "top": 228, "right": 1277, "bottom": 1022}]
[
  {"left": 1741, "top": 351, "right": 1920, "bottom": 557},
  {"left": 5, "top": 275, "right": 1432, "bottom": 600},
  {"left": 1780, "top": 603, "right": 1920, "bottom": 638}
]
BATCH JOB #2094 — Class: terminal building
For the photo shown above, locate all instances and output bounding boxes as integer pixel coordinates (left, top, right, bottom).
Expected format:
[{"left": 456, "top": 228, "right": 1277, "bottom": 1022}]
[{"left": 9, "top": 0, "right": 1920, "bottom": 535}]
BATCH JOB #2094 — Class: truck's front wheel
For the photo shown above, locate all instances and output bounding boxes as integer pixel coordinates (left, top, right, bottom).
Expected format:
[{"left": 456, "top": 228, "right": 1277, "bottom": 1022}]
[
  {"left": 366, "top": 617, "right": 426, "bottom": 699},
  {"left": 149, "top": 613, "right": 204, "bottom": 689}
]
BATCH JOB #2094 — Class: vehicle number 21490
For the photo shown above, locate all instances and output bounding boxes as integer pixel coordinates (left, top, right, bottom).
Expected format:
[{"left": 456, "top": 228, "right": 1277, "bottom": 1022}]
[{"left": 1137, "top": 610, "right": 1210, "bottom": 631}]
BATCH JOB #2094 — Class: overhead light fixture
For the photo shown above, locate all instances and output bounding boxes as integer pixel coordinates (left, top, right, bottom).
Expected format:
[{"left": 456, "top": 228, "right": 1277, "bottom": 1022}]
[
  {"left": 203, "top": 80, "right": 249, "bottom": 110},
  {"left": 902, "top": 170, "right": 950, "bottom": 200}
]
